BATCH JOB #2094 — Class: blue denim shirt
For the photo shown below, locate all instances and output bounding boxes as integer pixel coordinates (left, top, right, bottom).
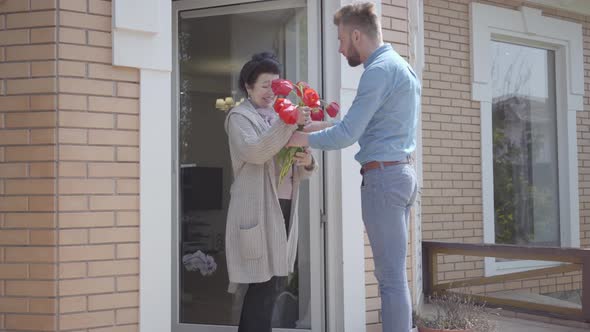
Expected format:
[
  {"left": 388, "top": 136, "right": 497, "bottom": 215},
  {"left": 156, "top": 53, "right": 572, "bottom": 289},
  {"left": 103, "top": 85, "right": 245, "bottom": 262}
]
[{"left": 308, "top": 44, "right": 421, "bottom": 165}]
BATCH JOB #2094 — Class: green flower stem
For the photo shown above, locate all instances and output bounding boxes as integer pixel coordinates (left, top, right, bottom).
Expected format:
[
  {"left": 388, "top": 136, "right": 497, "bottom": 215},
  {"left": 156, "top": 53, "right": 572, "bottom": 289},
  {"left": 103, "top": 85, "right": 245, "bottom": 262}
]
[{"left": 278, "top": 146, "right": 303, "bottom": 184}]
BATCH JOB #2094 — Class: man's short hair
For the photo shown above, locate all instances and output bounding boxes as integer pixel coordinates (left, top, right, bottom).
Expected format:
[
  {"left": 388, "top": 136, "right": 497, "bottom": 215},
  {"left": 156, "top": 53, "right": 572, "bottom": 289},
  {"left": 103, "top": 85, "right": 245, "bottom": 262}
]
[{"left": 333, "top": 2, "right": 380, "bottom": 40}]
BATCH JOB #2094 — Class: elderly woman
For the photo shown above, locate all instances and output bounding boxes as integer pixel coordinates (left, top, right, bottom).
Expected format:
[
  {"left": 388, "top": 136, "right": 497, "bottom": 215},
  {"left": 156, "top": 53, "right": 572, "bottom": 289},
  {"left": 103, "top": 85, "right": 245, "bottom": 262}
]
[{"left": 224, "top": 52, "right": 315, "bottom": 332}]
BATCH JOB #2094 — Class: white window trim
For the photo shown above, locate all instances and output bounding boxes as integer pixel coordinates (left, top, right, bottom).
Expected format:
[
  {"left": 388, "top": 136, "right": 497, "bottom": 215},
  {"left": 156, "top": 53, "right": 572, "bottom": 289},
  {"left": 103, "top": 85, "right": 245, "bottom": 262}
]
[
  {"left": 113, "top": 0, "right": 173, "bottom": 331},
  {"left": 408, "top": 0, "right": 425, "bottom": 308},
  {"left": 470, "top": 3, "right": 583, "bottom": 277}
]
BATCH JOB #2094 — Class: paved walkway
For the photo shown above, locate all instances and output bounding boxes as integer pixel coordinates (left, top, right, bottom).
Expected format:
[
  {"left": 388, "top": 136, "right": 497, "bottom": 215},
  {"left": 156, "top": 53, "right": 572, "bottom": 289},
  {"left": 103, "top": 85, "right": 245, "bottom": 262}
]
[
  {"left": 493, "top": 314, "right": 588, "bottom": 332},
  {"left": 420, "top": 303, "right": 590, "bottom": 332}
]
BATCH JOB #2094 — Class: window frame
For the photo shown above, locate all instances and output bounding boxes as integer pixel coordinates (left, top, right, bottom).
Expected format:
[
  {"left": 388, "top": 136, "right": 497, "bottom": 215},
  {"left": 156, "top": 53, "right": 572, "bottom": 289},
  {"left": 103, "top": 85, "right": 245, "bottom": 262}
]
[{"left": 470, "top": 3, "right": 584, "bottom": 276}]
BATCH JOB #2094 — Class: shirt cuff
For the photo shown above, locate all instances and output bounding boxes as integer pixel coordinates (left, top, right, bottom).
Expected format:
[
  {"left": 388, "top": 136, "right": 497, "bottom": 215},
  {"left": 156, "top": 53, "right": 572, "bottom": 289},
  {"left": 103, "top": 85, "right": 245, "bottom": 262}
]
[{"left": 308, "top": 132, "right": 321, "bottom": 149}]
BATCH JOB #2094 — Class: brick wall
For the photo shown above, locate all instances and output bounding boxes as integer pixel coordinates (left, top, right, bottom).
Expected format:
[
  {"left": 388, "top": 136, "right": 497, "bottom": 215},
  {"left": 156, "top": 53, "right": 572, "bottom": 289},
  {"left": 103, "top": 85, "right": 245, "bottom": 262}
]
[
  {"left": 421, "top": 0, "right": 483, "bottom": 287},
  {"left": 1, "top": 0, "right": 140, "bottom": 331},
  {"left": 3, "top": 0, "right": 586, "bottom": 331},
  {"left": 421, "top": 0, "right": 589, "bottom": 295},
  {"left": 0, "top": 0, "right": 58, "bottom": 330},
  {"left": 55, "top": 0, "right": 140, "bottom": 331}
]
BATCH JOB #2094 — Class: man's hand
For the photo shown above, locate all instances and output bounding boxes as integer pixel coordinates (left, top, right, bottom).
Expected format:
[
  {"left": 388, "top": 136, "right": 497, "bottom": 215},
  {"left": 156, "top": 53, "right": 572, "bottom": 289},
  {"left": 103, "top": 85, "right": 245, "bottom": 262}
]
[{"left": 287, "top": 131, "right": 309, "bottom": 147}]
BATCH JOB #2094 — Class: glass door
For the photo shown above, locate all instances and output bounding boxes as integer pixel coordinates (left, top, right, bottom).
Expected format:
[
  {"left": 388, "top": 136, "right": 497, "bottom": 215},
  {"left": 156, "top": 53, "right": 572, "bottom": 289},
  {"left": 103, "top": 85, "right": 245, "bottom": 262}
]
[{"left": 171, "top": 1, "right": 324, "bottom": 331}]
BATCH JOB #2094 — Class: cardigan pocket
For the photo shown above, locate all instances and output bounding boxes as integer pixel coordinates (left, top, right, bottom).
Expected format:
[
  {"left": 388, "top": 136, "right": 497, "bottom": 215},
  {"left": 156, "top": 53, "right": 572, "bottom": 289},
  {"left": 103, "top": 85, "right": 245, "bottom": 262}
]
[{"left": 239, "top": 223, "right": 263, "bottom": 259}]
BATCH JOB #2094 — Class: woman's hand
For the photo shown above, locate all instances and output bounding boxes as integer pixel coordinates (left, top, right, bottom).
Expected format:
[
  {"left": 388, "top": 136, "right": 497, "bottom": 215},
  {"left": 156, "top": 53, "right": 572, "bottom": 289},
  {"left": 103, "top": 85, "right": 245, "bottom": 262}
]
[
  {"left": 297, "top": 107, "right": 311, "bottom": 126},
  {"left": 303, "top": 121, "right": 333, "bottom": 133},
  {"left": 294, "top": 147, "right": 313, "bottom": 168}
]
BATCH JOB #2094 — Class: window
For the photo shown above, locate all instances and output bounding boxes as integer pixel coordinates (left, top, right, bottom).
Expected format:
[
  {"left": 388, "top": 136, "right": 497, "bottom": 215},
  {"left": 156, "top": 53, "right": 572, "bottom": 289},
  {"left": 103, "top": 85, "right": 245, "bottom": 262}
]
[
  {"left": 491, "top": 41, "right": 559, "bottom": 248},
  {"left": 470, "top": 3, "right": 584, "bottom": 275}
]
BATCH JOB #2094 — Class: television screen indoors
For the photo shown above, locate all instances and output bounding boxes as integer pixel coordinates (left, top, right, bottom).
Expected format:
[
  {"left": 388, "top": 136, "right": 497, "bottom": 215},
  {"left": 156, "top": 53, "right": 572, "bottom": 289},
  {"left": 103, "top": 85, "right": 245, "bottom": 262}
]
[{"left": 180, "top": 166, "right": 223, "bottom": 213}]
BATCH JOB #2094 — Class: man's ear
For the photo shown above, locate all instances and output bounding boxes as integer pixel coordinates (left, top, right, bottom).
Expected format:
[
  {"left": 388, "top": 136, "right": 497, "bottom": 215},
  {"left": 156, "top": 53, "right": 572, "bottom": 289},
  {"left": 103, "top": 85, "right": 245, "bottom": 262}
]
[
  {"left": 352, "top": 29, "right": 360, "bottom": 42},
  {"left": 350, "top": 29, "right": 361, "bottom": 45}
]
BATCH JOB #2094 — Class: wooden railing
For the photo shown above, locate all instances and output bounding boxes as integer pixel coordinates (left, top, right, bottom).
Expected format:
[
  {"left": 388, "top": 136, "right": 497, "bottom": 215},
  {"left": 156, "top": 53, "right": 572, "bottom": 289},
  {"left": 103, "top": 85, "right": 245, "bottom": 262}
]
[{"left": 422, "top": 241, "right": 590, "bottom": 322}]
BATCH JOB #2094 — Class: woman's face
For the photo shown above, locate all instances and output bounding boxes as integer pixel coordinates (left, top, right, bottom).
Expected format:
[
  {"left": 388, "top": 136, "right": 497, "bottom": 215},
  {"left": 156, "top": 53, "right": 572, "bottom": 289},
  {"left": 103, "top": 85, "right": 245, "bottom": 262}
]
[{"left": 246, "top": 72, "right": 279, "bottom": 109}]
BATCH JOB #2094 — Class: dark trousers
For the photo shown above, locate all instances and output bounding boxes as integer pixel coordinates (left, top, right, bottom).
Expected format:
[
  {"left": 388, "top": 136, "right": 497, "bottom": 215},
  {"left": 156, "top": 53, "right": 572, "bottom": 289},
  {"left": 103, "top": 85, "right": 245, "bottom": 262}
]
[{"left": 237, "top": 199, "right": 291, "bottom": 332}]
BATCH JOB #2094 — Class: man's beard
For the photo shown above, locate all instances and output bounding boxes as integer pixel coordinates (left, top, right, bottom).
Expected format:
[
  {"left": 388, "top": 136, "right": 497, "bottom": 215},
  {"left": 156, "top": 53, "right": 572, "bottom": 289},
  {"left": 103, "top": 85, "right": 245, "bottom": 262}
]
[{"left": 346, "top": 44, "right": 362, "bottom": 67}]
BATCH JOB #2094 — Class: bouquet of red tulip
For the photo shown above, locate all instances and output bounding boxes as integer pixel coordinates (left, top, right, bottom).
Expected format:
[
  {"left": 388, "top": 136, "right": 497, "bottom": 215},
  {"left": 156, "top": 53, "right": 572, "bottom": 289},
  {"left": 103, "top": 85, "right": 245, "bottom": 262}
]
[{"left": 271, "top": 79, "right": 340, "bottom": 183}]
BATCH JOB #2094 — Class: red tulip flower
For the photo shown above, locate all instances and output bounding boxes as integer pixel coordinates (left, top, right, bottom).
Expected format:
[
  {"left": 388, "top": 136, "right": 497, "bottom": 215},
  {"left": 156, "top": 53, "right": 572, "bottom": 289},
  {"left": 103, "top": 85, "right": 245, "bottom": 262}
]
[
  {"left": 271, "top": 79, "right": 294, "bottom": 96},
  {"left": 271, "top": 80, "right": 337, "bottom": 184},
  {"left": 296, "top": 81, "right": 310, "bottom": 89},
  {"left": 295, "top": 81, "right": 310, "bottom": 97},
  {"left": 273, "top": 97, "right": 292, "bottom": 114},
  {"left": 310, "top": 108, "right": 324, "bottom": 121},
  {"left": 278, "top": 105, "right": 298, "bottom": 125},
  {"left": 326, "top": 102, "right": 340, "bottom": 118},
  {"left": 302, "top": 88, "right": 320, "bottom": 108}
]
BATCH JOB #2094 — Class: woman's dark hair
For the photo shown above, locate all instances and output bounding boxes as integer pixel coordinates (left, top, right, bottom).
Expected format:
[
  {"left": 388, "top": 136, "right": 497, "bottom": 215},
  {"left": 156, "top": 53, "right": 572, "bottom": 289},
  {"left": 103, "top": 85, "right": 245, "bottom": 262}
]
[{"left": 238, "top": 52, "right": 281, "bottom": 95}]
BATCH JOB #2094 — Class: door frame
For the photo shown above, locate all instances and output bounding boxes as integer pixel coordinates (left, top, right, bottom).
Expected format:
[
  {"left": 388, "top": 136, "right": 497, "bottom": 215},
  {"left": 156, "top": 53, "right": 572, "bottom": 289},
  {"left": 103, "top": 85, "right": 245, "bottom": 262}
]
[
  {"left": 117, "top": 0, "right": 371, "bottom": 331},
  {"left": 170, "top": 0, "right": 324, "bottom": 331}
]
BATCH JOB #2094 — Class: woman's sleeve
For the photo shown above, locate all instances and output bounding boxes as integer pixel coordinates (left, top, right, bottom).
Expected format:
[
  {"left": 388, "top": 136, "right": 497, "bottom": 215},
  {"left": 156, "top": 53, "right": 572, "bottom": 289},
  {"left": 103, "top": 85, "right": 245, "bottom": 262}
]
[{"left": 227, "top": 114, "right": 297, "bottom": 165}]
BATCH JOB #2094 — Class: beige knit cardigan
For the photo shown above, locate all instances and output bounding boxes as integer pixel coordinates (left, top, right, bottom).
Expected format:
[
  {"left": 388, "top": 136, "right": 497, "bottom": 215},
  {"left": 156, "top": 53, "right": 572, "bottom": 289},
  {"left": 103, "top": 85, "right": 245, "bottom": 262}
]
[{"left": 224, "top": 100, "right": 316, "bottom": 291}]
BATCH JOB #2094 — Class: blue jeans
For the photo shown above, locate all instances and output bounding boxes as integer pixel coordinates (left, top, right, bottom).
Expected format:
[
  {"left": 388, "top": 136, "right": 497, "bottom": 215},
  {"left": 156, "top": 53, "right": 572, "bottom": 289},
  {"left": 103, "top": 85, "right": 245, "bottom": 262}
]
[{"left": 361, "top": 163, "right": 417, "bottom": 332}]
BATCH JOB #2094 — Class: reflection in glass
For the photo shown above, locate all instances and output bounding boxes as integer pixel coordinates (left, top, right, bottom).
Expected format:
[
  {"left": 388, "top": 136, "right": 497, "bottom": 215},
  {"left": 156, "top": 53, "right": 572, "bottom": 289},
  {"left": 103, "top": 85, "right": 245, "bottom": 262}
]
[
  {"left": 491, "top": 41, "right": 559, "bottom": 248},
  {"left": 177, "top": 3, "right": 311, "bottom": 328}
]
